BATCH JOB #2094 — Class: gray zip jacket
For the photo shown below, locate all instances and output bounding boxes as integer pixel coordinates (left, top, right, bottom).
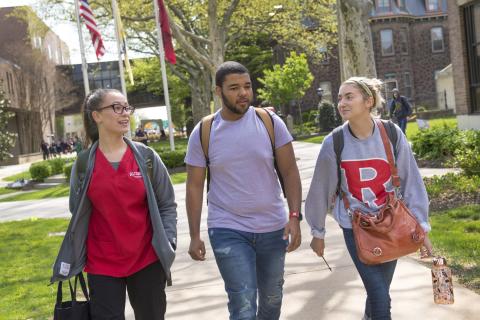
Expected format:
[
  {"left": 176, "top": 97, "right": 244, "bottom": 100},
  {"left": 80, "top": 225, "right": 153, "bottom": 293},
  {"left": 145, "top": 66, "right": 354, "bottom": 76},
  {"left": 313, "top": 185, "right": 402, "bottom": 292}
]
[{"left": 51, "top": 139, "right": 177, "bottom": 283}]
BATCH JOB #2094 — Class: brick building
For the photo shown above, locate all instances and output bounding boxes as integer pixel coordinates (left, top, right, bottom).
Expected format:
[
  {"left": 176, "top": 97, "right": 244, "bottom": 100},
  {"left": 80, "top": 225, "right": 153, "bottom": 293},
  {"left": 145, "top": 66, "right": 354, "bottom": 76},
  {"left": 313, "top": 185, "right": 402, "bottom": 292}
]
[
  {"left": 302, "top": 0, "right": 451, "bottom": 112},
  {"left": 0, "top": 6, "right": 70, "bottom": 164},
  {"left": 447, "top": 0, "right": 480, "bottom": 130}
]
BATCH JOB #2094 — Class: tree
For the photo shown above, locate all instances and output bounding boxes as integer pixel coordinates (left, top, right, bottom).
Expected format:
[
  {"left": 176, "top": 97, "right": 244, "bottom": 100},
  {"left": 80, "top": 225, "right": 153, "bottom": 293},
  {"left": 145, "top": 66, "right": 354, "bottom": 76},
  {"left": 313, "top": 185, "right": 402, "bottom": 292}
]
[
  {"left": 258, "top": 52, "right": 314, "bottom": 115},
  {"left": 337, "top": 0, "right": 376, "bottom": 80},
  {"left": 127, "top": 58, "right": 190, "bottom": 132},
  {"left": 39, "top": 0, "right": 337, "bottom": 124},
  {"left": 0, "top": 85, "right": 16, "bottom": 161}
]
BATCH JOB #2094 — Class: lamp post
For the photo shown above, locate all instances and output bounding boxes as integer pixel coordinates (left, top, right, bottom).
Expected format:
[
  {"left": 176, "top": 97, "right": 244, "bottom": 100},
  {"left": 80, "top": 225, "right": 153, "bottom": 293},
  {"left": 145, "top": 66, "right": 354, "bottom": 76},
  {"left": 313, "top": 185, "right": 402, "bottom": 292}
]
[{"left": 316, "top": 87, "right": 324, "bottom": 131}]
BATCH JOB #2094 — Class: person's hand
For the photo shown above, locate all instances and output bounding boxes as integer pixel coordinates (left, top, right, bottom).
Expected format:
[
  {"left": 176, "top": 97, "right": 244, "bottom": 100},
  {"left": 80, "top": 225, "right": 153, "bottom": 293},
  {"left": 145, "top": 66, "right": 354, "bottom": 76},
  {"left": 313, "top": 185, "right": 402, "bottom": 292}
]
[
  {"left": 310, "top": 237, "right": 325, "bottom": 257},
  {"left": 188, "top": 237, "right": 206, "bottom": 261},
  {"left": 284, "top": 218, "right": 301, "bottom": 252},
  {"left": 420, "top": 234, "right": 433, "bottom": 258}
]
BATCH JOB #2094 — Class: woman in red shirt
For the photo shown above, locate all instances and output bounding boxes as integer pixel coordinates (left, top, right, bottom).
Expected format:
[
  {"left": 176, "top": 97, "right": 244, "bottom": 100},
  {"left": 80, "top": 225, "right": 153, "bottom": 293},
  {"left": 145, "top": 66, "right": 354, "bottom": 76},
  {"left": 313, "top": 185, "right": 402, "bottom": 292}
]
[{"left": 78, "top": 88, "right": 176, "bottom": 319}]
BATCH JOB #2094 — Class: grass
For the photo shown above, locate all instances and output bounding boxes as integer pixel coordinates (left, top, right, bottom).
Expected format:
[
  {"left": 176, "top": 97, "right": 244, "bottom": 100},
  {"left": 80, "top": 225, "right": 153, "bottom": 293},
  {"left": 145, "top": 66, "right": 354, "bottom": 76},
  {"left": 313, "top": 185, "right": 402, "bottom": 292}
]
[
  {"left": 150, "top": 138, "right": 188, "bottom": 152},
  {"left": 296, "top": 117, "right": 458, "bottom": 145},
  {"left": 429, "top": 205, "right": 480, "bottom": 293},
  {"left": 170, "top": 172, "right": 187, "bottom": 184},
  {"left": 296, "top": 134, "right": 326, "bottom": 144},
  {"left": 0, "top": 184, "right": 70, "bottom": 202},
  {"left": 0, "top": 187, "right": 17, "bottom": 196},
  {"left": 0, "top": 218, "right": 69, "bottom": 319},
  {"left": 405, "top": 116, "right": 457, "bottom": 140},
  {"left": 3, "top": 170, "right": 31, "bottom": 182}
]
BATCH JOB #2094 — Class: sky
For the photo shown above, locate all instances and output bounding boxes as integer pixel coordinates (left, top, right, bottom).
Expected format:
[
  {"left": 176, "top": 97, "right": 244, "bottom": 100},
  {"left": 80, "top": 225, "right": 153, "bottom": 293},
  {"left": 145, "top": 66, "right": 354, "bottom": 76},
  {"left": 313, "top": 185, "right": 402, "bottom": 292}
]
[{"left": 0, "top": 0, "right": 129, "bottom": 64}]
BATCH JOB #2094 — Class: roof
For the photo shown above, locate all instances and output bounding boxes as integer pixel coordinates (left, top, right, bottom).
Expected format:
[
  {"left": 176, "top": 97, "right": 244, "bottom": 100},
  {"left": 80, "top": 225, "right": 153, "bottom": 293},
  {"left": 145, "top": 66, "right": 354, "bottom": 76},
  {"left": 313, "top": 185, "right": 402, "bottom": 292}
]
[{"left": 370, "top": 0, "right": 448, "bottom": 18}]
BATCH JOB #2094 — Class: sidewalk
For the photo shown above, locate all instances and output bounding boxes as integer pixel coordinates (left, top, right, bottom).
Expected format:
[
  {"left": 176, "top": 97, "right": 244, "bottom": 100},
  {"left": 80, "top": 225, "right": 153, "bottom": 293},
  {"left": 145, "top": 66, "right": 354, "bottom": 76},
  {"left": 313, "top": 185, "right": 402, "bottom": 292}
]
[{"left": 0, "top": 141, "right": 477, "bottom": 319}]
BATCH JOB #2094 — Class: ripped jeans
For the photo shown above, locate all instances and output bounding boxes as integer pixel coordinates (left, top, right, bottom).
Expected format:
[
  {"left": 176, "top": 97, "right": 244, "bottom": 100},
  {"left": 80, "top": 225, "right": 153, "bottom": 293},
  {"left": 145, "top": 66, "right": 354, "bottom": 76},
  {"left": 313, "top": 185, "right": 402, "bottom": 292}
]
[{"left": 208, "top": 228, "right": 287, "bottom": 320}]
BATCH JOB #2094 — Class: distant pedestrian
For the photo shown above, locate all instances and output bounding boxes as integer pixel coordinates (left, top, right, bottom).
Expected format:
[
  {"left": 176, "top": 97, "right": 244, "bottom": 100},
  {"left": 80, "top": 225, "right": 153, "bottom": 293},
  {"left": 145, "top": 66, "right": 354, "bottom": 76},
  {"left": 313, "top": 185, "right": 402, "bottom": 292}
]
[
  {"left": 51, "top": 88, "right": 177, "bottom": 319},
  {"left": 389, "top": 88, "right": 412, "bottom": 134},
  {"left": 185, "top": 61, "right": 302, "bottom": 319},
  {"left": 135, "top": 125, "right": 149, "bottom": 145},
  {"left": 40, "top": 140, "right": 50, "bottom": 160},
  {"left": 306, "top": 77, "right": 432, "bottom": 320}
]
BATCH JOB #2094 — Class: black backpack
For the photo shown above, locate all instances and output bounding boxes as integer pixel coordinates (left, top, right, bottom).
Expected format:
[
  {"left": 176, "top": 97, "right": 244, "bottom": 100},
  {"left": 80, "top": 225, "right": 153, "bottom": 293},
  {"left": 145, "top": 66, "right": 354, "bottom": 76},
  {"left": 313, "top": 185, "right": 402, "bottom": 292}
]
[{"left": 332, "top": 120, "right": 398, "bottom": 195}]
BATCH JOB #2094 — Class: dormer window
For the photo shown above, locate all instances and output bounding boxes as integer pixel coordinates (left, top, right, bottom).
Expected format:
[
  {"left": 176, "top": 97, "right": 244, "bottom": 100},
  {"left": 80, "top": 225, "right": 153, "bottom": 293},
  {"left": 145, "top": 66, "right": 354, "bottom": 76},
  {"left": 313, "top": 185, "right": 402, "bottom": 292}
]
[
  {"left": 426, "top": 0, "right": 440, "bottom": 12},
  {"left": 377, "top": 0, "right": 391, "bottom": 13},
  {"left": 397, "top": 0, "right": 406, "bottom": 9}
]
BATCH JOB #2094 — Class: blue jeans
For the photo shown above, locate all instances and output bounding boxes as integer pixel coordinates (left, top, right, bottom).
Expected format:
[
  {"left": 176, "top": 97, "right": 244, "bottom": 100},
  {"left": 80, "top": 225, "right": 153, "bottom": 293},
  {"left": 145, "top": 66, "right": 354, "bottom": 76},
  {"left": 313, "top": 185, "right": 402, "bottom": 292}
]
[
  {"left": 397, "top": 117, "right": 407, "bottom": 134},
  {"left": 208, "top": 228, "right": 287, "bottom": 320},
  {"left": 343, "top": 228, "right": 397, "bottom": 320}
]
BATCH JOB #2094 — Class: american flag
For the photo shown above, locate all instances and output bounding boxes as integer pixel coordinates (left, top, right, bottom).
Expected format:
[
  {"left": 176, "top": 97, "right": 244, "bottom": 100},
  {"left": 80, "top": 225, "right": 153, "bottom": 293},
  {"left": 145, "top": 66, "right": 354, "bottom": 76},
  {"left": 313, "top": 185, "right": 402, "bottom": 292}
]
[{"left": 79, "top": 0, "right": 105, "bottom": 59}]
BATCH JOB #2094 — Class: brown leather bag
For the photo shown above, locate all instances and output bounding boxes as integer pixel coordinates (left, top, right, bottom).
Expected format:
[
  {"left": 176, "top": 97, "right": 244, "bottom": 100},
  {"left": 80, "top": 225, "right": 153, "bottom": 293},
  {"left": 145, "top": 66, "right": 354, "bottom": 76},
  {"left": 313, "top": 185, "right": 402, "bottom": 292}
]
[{"left": 344, "top": 119, "right": 425, "bottom": 265}]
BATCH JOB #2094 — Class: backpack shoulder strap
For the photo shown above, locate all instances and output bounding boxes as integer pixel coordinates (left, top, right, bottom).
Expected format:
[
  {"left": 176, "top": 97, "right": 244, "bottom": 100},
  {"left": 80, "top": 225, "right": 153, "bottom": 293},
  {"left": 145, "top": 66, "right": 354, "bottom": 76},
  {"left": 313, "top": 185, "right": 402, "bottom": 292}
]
[
  {"left": 75, "top": 148, "right": 91, "bottom": 178},
  {"left": 380, "top": 119, "right": 398, "bottom": 160},
  {"left": 332, "top": 125, "right": 344, "bottom": 196},
  {"left": 254, "top": 107, "right": 275, "bottom": 148},
  {"left": 199, "top": 114, "right": 215, "bottom": 160},
  {"left": 255, "top": 107, "right": 287, "bottom": 198},
  {"left": 199, "top": 114, "right": 215, "bottom": 196}
]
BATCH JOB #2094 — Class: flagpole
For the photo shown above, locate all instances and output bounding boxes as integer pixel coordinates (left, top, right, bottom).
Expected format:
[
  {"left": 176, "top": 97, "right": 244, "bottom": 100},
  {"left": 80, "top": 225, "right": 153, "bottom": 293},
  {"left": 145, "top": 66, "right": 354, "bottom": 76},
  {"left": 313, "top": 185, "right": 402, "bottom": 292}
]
[
  {"left": 75, "top": 0, "right": 90, "bottom": 95},
  {"left": 111, "top": 0, "right": 131, "bottom": 138},
  {"left": 153, "top": 0, "right": 175, "bottom": 151},
  {"left": 111, "top": 0, "right": 127, "bottom": 98}
]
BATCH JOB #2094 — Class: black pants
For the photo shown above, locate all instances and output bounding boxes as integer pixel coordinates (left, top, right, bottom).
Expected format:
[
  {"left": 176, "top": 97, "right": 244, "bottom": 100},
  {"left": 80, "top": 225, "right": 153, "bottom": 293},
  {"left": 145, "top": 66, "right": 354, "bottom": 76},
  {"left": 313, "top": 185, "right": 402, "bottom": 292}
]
[{"left": 87, "top": 261, "right": 167, "bottom": 320}]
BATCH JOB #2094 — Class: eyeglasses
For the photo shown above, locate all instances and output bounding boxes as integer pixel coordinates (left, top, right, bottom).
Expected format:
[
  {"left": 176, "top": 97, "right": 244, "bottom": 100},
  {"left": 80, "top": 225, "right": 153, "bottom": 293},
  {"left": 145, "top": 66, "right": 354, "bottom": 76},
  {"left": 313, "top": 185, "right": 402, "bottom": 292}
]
[{"left": 97, "top": 103, "right": 135, "bottom": 115}]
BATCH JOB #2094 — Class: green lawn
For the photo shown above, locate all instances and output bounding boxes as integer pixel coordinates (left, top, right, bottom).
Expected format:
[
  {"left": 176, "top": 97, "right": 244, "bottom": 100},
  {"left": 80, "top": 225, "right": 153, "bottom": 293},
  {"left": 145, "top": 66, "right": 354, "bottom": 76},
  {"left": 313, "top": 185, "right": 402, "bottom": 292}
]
[
  {"left": 3, "top": 170, "right": 31, "bottom": 182},
  {"left": 150, "top": 138, "right": 188, "bottom": 152},
  {"left": 171, "top": 172, "right": 187, "bottom": 184},
  {"left": 0, "top": 187, "right": 17, "bottom": 196},
  {"left": 296, "top": 117, "right": 458, "bottom": 145},
  {"left": 429, "top": 205, "right": 480, "bottom": 293},
  {"left": 0, "top": 218, "right": 69, "bottom": 320},
  {"left": 0, "top": 184, "right": 70, "bottom": 202},
  {"left": 405, "top": 116, "right": 457, "bottom": 140}
]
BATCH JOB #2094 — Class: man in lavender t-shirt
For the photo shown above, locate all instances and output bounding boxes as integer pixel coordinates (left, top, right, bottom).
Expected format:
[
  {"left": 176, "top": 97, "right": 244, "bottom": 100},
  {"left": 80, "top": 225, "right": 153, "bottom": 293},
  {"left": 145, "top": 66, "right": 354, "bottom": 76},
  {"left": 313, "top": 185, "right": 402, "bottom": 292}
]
[{"left": 185, "top": 61, "right": 302, "bottom": 320}]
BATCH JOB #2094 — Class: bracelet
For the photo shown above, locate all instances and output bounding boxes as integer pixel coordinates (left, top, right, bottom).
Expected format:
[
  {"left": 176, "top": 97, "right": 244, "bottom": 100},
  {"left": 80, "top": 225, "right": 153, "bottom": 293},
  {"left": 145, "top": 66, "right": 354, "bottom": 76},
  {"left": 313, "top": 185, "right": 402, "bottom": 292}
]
[{"left": 289, "top": 211, "right": 303, "bottom": 221}]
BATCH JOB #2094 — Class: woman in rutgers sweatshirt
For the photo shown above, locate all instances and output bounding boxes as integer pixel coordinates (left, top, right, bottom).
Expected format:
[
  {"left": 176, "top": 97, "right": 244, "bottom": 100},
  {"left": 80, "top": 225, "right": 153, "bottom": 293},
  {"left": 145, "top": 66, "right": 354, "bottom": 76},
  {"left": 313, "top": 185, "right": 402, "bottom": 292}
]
[{"left": 305, "top": 77, "right": 433, "bottom": 320}]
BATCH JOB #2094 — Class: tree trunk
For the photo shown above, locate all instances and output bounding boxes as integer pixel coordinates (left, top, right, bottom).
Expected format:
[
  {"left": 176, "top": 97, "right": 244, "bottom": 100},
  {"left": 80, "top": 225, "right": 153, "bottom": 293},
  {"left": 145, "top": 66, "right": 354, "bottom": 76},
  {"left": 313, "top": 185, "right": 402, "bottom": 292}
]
[
  {"left": 190, "top": 70, "right": 212, "bottom": 125},
  {"left": 337, "top": 0, "right": 376, "bottom": 81}
]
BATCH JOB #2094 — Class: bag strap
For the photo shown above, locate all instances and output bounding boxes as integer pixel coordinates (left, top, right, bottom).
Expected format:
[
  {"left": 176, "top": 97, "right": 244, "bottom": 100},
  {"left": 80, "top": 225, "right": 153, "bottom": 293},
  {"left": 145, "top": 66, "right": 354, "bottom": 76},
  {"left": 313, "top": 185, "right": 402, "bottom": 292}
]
[
  {"left": 199, "top": 114, "right": 215, "bottom": 195},
  {"left": 254, "top": 108, "right": 286, "bottom": 198},
  {"left": 75, "top": 148, "right": 90, "bottom": 178},
  {"left": 332, "top": 125, "right": 344, "bottom": 197}
]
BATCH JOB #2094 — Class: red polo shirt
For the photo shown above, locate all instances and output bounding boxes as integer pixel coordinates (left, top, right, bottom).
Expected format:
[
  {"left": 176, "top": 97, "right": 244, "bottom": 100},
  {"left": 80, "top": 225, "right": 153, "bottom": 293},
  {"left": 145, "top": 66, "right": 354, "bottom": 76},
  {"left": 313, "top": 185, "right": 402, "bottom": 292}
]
[{"left": 84, "top": 146, "right": 158, "bottom": 277}]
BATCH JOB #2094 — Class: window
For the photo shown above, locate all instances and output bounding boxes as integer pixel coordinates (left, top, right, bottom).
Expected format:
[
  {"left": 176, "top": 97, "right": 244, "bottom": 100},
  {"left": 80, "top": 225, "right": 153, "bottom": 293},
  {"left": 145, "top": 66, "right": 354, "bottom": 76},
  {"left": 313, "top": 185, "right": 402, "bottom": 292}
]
[
  {"left": 380, "top": 29, "right": 394, "bottom": 56},
  {"left": 397, "top": 0, "right": 406, "bottom": 9},
  {"left": 426, "top": 0, "right": 439, "bottom": 12},
  {"left": 377, "top": 0, "right": 391, "bottom": 13},
  {"left": 399, "top": 29, "right": 409, "bottom": 54},
  {"left": 319, "top": 81, "right": 332, "bottom": 103},
  {"left": 6, "top": 72, "right": 13, "bottom": 94},
  {"left": 317, "top": 46, "right": 329, "bottom": 64},
  {"left": 404, "top": 72, "right": 412, "bottom": 98},
  {"left": 431, "top": 27, "right": 444, "bottom": 52}
]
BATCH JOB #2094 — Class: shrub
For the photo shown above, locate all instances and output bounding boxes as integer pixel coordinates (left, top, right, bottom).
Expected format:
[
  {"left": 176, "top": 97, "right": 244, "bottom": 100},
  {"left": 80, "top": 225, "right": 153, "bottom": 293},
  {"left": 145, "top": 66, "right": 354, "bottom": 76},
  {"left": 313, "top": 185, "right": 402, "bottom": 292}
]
[
  {"left": 453, "top": 130, "right": 480, "bottom": 176},
  {"left": 64, "top": 163, "right": 73, "bottom": 183},
  {"left": 411, "top": 124, "right": 461, "bottom": 160},
  {"left": 29, "top": 163, "right": 51, "bottom": 182},
  {"left": 47, "top": 158, "right": 66, "bottom": 175},
  {"left": 159, "top": 150, "right": 186, "bottom": 169},
  {"left": 318, "top": 102, "right": 341, "bottom": 132},
  {"left": 424, "top": 173, "right": 480, "bottom": 198}
]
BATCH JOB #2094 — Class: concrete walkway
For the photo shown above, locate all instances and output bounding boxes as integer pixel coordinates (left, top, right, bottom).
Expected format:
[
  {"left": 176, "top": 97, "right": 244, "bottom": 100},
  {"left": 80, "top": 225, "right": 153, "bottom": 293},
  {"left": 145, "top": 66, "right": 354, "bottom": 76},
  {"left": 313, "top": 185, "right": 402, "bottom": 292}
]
[{"left": 0, "top": 141, "right": 476, "bottom": 319}]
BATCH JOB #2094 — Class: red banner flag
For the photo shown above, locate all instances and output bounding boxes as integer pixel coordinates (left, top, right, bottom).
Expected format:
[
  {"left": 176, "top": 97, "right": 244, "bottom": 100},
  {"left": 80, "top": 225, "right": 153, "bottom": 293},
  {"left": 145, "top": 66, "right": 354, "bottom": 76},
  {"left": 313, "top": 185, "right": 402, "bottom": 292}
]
[{"left": 157, "top": 0, "right": 176, "bottom": 64}]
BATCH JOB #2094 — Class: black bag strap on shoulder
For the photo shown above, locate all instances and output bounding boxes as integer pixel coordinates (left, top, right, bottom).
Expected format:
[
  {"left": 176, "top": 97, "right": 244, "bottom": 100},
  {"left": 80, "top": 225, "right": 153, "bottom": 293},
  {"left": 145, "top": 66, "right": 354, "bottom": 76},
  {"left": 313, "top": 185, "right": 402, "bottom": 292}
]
[
  {"left": 332, "top": 120, "right": 398, "bottom": 196},
  {"left": 199, "top": 109, "right": 286, "bottom": 198}
]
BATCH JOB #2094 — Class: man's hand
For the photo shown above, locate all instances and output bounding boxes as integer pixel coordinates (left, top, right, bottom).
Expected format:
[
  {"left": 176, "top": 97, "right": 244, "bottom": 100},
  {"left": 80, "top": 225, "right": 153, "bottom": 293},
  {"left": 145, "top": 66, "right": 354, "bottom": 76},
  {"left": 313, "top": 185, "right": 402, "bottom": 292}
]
[
  {"left": 284, "top": 219, "right": 301, "bottom": 252},
  {"left": 188, "top": 237, "right": 206, "bottom": 261},
  {"left": 310, "top": 237, "right": 325, "bottom": 257}
]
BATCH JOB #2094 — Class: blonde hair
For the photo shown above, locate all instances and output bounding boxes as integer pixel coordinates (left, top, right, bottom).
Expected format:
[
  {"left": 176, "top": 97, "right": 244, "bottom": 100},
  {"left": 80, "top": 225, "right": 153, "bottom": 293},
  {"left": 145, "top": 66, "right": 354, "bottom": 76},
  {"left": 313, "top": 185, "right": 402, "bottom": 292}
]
[{"left": 343, "top": 77, "right": 385, "bottom": 111}]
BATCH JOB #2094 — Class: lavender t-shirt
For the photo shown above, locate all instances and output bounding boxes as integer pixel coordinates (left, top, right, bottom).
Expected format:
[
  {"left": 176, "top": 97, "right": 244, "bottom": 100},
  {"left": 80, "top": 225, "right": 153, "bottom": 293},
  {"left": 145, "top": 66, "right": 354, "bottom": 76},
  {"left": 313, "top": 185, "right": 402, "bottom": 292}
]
[{"left": 185, "top": 107, "right": 293, "bottom": 233}]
